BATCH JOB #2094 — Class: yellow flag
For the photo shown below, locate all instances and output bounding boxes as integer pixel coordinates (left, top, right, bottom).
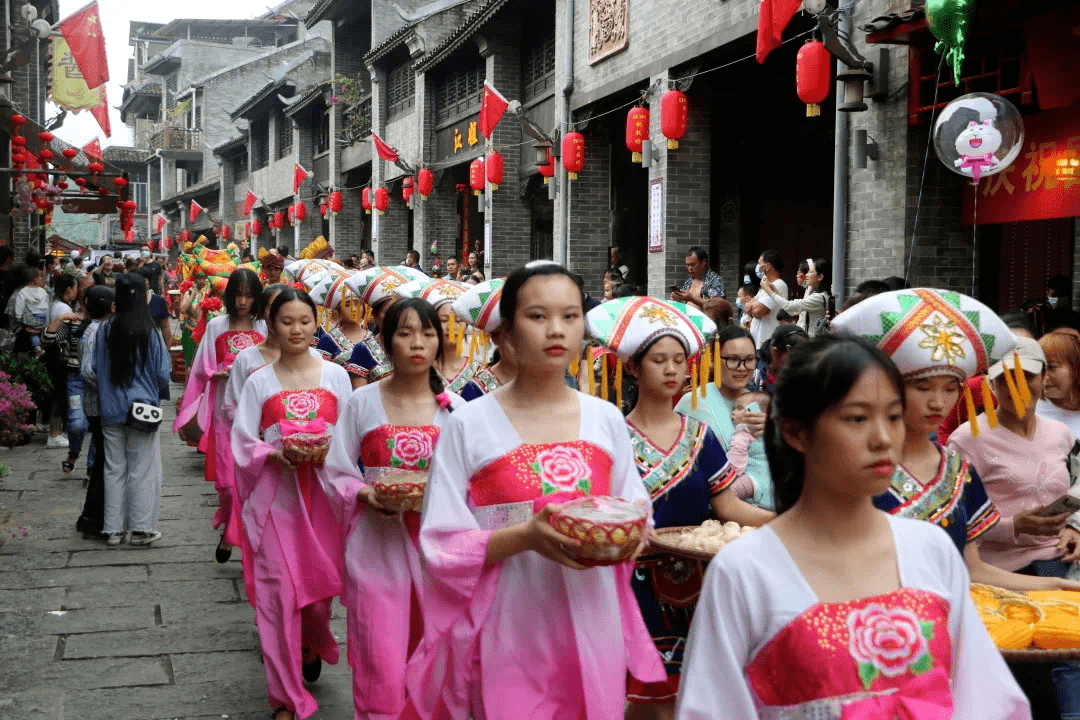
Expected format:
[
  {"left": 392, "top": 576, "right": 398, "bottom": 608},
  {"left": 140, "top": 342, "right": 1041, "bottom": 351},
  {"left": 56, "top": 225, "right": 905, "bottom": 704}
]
[{"left": 51, "top": 36, "right": 105, "bottom": 111}]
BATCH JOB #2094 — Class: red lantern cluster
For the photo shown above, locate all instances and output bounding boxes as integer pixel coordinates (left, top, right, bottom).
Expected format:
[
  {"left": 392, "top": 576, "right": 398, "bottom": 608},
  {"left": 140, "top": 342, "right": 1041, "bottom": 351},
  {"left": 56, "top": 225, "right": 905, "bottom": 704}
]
[
  {"left": 486, "top": 152, "right": 504, "bottom": 192},
  {"left": 374, "top": 187, "right": 389, "bottom": 215},
  {"left": 796, "top": 40, "right": 831, "bottom": 117},
  {"left": 329, "top": 191, "right": 343, "bottom": 214},
  {"left": 562, "top": 132, "right": 585, "bottom": 180},
  {"left": 362, "top": 187, "right": 372, "bottom": 214},
  {"left": 402, "top": 176, "right": 414, "bottom": 207},
  {"left": 626, "top": 106, "right": 649, "bottom": 162},
  {"left": 469, "top": 158, "right": 485, "bottom": 195},
  {"left": 117, "top": 200, "right": 137, "bottom": 234},
  {"left": 660, "top": 90, "right": 688, "bottom": 150},
  {"left": 417, "top": 169, "right": 434, "bottom": 200}
]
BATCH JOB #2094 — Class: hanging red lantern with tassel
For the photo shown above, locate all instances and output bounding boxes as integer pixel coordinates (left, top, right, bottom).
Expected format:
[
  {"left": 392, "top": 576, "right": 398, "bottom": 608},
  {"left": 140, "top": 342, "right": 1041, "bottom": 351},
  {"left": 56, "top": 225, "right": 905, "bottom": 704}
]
[
  {"left": 417, "top": 168, "right": 434, "bottom": 200},
  {"left": 361, "top": 187, "right": 372, "bottom": 214},
  {"left": 486, "top": 152, "right": 504, "bottom": 191},
  {"left": 402, "top": 176, "right": 414, "bottom": 207},
  {"left": 538, "top": 147, "right": 555, "bottom": 184},
  {"left": 287, "top": 205, "right": 295, "bottom": 226},
  {"left": 319, "top": 200, "right": 328, "bottom": 217},
  {"left": 374, "top": 187, "right": 389, "bottom": 215},
  {"left": 294, "top": 201, "right": 306, "bottom": 223},
  {"left": 180, "top": 229, "right": 192, "bottom": 244},
  {"left": 562, "top": 132, "right": 585, "bottom": 180},
  {"left": 252, "top": 219, "right": 263, "bottom": 237},
  {"left": 273, "top": 211, "right": 284, "bottom": 229},
  {"left": 660, "top": 90, "right": 688, "bottom": 149},
  {"left": 113, "top": 177, "right": 128, "bottom": 189},
  {"left": 61, "top": 148, "right": 77, "bottom": 160},
  {"left": 796, "top": 40, "right": 831, "bottom": 117},
  {"left": 626, "top": 106, "right": 650, "bottom": 162},
  {"left": 221, "top": 223, "right": 231, "bottom": 241},
  {"left": 244, "top": 222, "right": 251, "bottom": 239},
  {"left": 329, "top": 190, "right": 343, "bottom": 214},
  {"left": 469, "top": 159, "right": 485, "bottom": 196},
  {"left": 164, "top": 235, "right": 172, "bottom": 249}
]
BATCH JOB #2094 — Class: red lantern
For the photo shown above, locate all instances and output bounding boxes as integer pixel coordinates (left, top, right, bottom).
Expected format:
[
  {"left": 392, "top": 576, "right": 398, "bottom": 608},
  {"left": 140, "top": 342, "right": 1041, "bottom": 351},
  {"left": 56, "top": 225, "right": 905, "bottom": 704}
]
[
  {"left": 361, "top": 187, "right": 372, "bottom": 214},
  {"left": 626, "top": 106, "right": 650, "bottom": 162},
  {"left": 374, "top": 187, "right": 389, "bottom": 214},
  {"left": 486, "top": 152, "right": 504, "bottom": 191},
  {"left": 319, "top": 201, "right": 328, "bottom": 217},
  {"left": 180, "top": 229, "right": 191, "bottom": 244},
  {"left": 56, "top": 181, "right": 68, "bottom": 190},
  {"left": 221, "top": 223, "right": 231, "bottom": 241},
  {"left": 562, "top": 132, "right": 585, "bottom": 180},
  {"left": 164, "top": 235, "right": 172, "bottom": 249},
  {"left": 660, "top": 90, "right": 688, "bottom": 150},
  {"left": 125, "top": 229, "right": 134, "bottom": 243},
  {"left": 539, "top": 148, "right": 555, "bottom": 184},
  {"left": 148, "top": 240, "right": 156, "bottom": 252},
  {"left": 113, "top": 177, "right": 128, "bottom": 188},
  {"left": 88, "top": 162, "right": 104, "bottom": 174},
  {"left": 252, "top": 219, "right": 263, "bottom": 236},
  {"left": 287, "top": 205, "right": 295, "bottom": 226},
  {"left": 417, "top": 168, "right": 434, "bottom": 200},
  {"left": 402, "top": 176, "right": 414, "bottom": 207},
  {"left": 294, "top": 201, "right": 306, "bottom": 223},
  {"left": 796, "top": 40, "right": 831, "bottom": 117},
  {"left": 74, "top": 177, "right": 86, "bottom": 187},
  {"left": 38, "top": 131, "right": 53, "bottom": 143},
  {"left": 244, "top": 222, "right": 251, "bottom": 239},
  {"left": 61, "top": 147, "right": 77, "bottom": 159},
  {"left": 469, "top": 158, "right": 485, "bottom": 196},
  {"left": 11, "top": 136, "right": 25, "bottom": 147},
  {"left": 273, "top": 211, "right": 284, "bottom": 229},
  {"left": 329, "top": 190, "right": 343, "bottom": 214},
  {"left": 11, "top": 114, "right": 26, "bottom": 127},
  {"left": 38, "top": 149, "right": 53, "bottom": 161},
  {"left": 98, "top": 187, "right": 109, "bottom": 196}
]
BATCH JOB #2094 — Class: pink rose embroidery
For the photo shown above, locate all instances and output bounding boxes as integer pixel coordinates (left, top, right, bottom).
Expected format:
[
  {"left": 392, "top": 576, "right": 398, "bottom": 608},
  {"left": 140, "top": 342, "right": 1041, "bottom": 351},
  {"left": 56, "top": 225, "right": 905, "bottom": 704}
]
[
  {"left": 229, "top": 332, "right": 256, "bottom": 354},
  {"left": 531, "top": 445, "right": 591, "bottom": 495},
  {"left": 846, "top": 604, "right": 934, "bottom": 690},
  {"left": 283, "top": 392, "right": 319, "bottom": 421},
  {"left": 389, "top": 429, "right": 434, "bottom": 469}
]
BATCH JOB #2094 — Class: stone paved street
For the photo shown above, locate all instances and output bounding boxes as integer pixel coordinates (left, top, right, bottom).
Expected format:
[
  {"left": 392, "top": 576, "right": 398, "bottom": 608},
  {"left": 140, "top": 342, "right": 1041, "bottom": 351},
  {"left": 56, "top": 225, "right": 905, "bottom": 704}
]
[{"left": 0, "top": 384, "right": 355, "bottom": 719}]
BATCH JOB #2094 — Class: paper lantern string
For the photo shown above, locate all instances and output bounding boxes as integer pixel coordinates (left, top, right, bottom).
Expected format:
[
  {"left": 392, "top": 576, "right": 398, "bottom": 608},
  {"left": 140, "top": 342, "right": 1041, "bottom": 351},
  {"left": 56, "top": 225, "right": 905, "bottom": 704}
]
[
  {"left": 964, "top": 384, "right": 979, "bottom": 438},
  {"left": 980, "top": 376, "right": 998, "bottom": 429}
]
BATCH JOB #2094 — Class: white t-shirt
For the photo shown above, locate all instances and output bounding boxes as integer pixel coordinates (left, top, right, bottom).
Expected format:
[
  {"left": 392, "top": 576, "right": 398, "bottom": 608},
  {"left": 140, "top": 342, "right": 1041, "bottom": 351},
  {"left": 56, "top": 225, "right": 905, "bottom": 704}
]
[
  {"left": 750, "top": 278, "right": 788, "bottom": 347},
  {"left": 1036, "top": 398, "right": 1080, "bottom": 442}
]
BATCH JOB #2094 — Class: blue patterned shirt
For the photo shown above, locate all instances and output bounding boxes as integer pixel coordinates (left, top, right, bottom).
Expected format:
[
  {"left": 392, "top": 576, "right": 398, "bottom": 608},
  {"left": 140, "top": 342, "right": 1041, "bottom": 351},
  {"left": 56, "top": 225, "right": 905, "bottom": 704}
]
[{"left": 681, "top": 268, "right": 725, "bottom": 300}]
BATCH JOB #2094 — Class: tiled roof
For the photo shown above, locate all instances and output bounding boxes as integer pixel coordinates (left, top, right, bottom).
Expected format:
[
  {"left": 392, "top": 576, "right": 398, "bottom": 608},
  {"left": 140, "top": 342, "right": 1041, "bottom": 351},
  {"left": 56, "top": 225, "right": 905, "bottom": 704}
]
[
  {"left": 415, "top": 0, "right": 511, "bottom": 73},
  {"left": 229, "top": 78, "right": 289, "bottom": 121},
  {"left": 103, "top": 146, "right": 151, "bottom": 165},
  {"left": 304, "top": 0, "right": 337, "bottom": 26},
  {"left": 283, "top": 82, "right": 331, "bottom": 117},
  {"left": 161, "top": 177, "right": 221, "bottom": 206},
  {"left": 364, "top": 22, "right": 415, "bottom": 63},
  {"left": 211, "top": 134, "right": 248, "bottom": 155}
]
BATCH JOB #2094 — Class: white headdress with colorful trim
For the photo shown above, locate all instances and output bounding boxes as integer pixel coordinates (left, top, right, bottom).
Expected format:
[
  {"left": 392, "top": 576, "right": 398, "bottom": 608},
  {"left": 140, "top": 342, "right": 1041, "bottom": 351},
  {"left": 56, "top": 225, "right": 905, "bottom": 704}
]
[
  {"left": 451, "top": 279, "right": 505, "bottom": 332},
  {"left": 344, "top": 265, "right": 429, "bottom": 308},
  {"left": 309, "top": 273, "right": 357, "bottom": 309},
  {"left": 586, "top": 297, "right": 716, "bottom": 361},
  {"left": 394, "top": 278, "right": 468, "bottom": 308}
]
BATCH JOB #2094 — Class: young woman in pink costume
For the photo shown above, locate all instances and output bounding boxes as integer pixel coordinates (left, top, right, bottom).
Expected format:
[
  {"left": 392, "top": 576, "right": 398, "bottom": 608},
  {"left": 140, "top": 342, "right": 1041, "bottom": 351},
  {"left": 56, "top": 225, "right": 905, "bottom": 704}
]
[
  {"left": 324, "top": 297, "right": 463, "bottom": 720},
  {"left": 405, "top": 262, "right": 664, "bottom": 720},
  {"left": 174, "top": 268, "right": 266, "bottom": 562},
  {"left": 231, "top": 288, "right": 351, "bottom": 720}
]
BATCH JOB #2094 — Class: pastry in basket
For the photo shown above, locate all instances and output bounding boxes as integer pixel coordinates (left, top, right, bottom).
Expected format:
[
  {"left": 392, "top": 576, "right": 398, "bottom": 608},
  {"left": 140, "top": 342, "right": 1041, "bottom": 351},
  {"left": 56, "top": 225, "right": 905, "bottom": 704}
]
[
  {"left": 547, "top": 496, "right": 649, "bottom": 566},
  {"left": 370, "top": 469, "right": 428, "bottom": 513},
  {"left": 280, "top": 420, "right": 333, "bottom": 467}
]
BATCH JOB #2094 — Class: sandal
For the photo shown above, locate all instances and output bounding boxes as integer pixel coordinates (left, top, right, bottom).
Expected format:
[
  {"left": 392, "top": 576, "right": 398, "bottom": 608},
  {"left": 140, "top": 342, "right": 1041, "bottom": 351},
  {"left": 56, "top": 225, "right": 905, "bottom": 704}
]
[
  {"left": 215, "top": 532, "right": 232, "bottom": 564},
  {"left": 62, "top": 459, "right": 74, "bottom": 474},
  {"left": 270, "top": 707, "right": 293, "bottom": 720}
]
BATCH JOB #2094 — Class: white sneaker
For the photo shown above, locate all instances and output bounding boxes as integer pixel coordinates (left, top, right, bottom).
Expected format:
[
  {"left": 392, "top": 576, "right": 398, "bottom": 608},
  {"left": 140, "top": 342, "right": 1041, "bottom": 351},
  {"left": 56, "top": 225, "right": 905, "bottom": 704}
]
[
  {"left": 129, "top": 531, "right": 162, "bottom": 546},
  {"left": 105, "top": 532, "right": 126, "bottom": 546},
  {"left": 46, "top": 435, "right": 70, "bottom": 449}
]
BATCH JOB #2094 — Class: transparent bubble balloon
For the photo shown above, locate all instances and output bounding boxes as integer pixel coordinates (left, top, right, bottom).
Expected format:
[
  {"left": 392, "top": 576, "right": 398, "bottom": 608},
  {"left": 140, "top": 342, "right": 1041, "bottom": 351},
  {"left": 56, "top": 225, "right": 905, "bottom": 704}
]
[{"left": 933, "top": 93, "right": 1024, "bottom": 184}]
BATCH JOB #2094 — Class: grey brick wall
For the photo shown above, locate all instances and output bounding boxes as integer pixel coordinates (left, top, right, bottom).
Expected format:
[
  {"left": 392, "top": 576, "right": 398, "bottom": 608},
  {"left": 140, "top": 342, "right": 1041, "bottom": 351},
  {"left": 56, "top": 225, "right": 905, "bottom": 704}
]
[{"left": 567, "top": 125, "right": 612, "bottom": 298}]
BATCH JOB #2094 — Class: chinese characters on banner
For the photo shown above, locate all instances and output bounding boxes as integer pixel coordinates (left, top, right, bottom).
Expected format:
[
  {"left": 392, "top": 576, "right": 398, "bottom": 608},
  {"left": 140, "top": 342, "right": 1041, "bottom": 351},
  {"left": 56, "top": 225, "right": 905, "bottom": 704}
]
[
  {"left": 963, "top": 108, "right": 1080, "bottom": 225},
  {"left": 649, "top": 178, "right": 664, "bottom": 252}
]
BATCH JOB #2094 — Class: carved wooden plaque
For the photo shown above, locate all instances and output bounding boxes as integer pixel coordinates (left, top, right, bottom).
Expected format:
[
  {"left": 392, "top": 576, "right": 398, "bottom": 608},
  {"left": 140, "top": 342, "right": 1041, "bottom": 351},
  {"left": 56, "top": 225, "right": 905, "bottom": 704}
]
[{"left": 589, "top": 0, "right": 629, "bottom": 65}]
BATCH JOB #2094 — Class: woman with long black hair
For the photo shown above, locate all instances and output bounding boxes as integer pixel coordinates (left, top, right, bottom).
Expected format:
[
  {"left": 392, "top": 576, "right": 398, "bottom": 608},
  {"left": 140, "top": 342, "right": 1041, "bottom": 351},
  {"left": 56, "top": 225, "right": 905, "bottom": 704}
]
[{"left": 91, "top": 274, "right": 171, "bottom": 546}]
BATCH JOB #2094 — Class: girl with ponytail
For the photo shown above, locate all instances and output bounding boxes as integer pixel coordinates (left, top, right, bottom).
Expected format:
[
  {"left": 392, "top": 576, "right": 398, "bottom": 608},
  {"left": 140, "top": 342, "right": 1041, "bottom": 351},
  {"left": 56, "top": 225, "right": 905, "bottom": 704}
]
[{"left": 323, "top": 296, "right": 463, "bottom": 720}]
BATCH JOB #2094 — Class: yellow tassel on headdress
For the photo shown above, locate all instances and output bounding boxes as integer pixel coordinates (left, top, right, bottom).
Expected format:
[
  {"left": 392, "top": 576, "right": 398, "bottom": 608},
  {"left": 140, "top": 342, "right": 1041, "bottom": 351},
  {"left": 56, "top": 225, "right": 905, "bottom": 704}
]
[
  {"left": 981, "top": 376, "right": 998, "bottom": 429},
  {"left": 615, "top": 359, "right": 623, "bottom": 408},
  {"left": 468, "top": 329, "right": 478, "bottom": 362},
  {"left": 601, "top": 353, "right": 609, "bottom": 401},
  {"left": 713, "top": 338, "right": 721, "bottom": 388},
  {"left": 1002, "top": 356, "right": 1026, "bottom": 419},
  {"left": 363, "top": 304, "right": 373, "bottom": 327},
  {"left": 456, "top": 328, "right": 465, "bottom": 357},
  {"left": 447, "top": 314, "right": 457, "bottom": 344},
  {"left": 699, "top": 347, "right": 710, "bottom": 398},
  {"left": 569, "top": 353, "right": 580, "bottom": 378},
  {"left": 586, "top": 345, "right": 596, "bottom": 396},
  {"left": 964, "top": 384, "right": 980, "bottom": 438},
  {"left": 690, "top": 358, "right": 699, "bottom": 410},
  {"left": 1015, "top": 352, "right": 1032, "bottom": 406},
  {"left": 318, "top": 306, "right": 332, "bottom": 332}
]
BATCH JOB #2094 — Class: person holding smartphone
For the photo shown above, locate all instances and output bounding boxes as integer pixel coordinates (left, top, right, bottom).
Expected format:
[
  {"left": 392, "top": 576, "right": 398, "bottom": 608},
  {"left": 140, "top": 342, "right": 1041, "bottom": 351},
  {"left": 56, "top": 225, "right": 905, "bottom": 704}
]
[{"left": 671, "top": 247, "right": 724, "bottom": 308}]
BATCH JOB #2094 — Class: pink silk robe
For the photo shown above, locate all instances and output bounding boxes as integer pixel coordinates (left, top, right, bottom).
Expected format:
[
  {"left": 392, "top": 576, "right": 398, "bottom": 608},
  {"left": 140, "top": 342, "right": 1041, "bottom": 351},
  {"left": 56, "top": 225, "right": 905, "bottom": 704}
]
[
  {"left": 405, "top": 392, "right": 665, "bottom": 720},
  {"left": 323, "top": 382, "right": 463, "bottom": 719}
]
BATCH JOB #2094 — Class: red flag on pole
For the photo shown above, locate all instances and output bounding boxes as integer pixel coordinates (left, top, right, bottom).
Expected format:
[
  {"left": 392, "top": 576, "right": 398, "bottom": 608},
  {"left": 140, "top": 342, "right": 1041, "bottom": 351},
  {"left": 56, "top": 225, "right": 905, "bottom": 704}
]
[
  {"left": 82, "top": 137, "right": 102, "bottom": 160},
  {"left": 370, "top": 132, "right": 400, "bottom": 163},
  {"left": 478, "top": 82, "right": 509, "bottom": 139},
  {"left": 244, "top": 190, "right": 258, "bottom": 216},
  {"left": 189, "top": 199, "right": 203, "bottom": 224},
  {"left": 154, "top": 213, "right": 167, "bottom": 234},
  {"left": 89, "top": 89, "right": 111, "bottom": 138},
  {"left": 58, "top": 2, "right": 109, "bottom": 89},
  {"left": 755, "top": 0, "right": 802, "bottom": 63},
  {"left": 293, "top": 163, "right": 310, "bottom": 195}
]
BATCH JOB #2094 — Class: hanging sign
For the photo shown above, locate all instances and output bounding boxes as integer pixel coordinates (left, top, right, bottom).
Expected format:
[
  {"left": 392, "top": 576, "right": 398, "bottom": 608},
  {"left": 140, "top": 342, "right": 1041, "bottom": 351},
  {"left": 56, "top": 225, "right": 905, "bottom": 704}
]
[{"left": 649, "top": 178, "right": 664, "bottom": 253}]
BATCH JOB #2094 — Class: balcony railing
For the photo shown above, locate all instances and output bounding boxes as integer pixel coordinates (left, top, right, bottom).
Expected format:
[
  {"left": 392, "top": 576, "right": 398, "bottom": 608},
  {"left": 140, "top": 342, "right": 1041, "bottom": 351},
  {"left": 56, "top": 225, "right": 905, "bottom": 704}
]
[{"left": 147, "top": 123, "right": 202, "bottom": 153}]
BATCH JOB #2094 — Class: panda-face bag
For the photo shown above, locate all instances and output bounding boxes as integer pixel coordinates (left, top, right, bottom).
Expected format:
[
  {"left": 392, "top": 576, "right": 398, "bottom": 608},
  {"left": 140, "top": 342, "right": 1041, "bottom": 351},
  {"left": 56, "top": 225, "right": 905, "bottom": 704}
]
[{"left": 126, "top": 402, "right": 163, "bottom": 433}]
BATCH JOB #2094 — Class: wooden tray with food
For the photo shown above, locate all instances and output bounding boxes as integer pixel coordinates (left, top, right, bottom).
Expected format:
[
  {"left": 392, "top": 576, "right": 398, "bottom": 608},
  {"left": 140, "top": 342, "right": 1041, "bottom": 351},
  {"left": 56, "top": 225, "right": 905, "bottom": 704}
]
[{"left": 649, "top": 521, "right": 756, "bottom": 562}]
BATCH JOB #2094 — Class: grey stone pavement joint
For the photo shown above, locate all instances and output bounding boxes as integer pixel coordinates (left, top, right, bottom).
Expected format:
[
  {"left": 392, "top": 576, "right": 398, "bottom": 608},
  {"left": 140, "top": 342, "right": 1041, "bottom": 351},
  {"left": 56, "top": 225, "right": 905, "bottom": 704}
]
[{"left": 0, "top": 383, "right": 354, "bottom": 719}]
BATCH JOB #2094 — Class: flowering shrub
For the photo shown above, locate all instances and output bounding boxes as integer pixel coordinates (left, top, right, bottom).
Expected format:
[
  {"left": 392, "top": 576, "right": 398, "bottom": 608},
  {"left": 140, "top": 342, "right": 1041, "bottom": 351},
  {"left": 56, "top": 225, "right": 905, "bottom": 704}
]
[{"left": 0, "top": 369, "right": 37, "bottom": 446}]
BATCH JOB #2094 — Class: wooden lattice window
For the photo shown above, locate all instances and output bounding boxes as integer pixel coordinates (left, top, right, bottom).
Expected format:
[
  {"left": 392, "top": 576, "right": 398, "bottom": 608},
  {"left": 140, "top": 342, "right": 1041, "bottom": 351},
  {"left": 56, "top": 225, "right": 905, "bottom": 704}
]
[
  {"left": 523, "top": 36, "right": 556, "bottom": 101},
  {"left": 232, "top": 152, "right": 248, "bottom": 182},
  {"left": 435, "top": 64, "right": 484, "bottom": 124},
  {"left": 277, "top": 111, "right": 293, "bottom": 159},
  {"left": 251, "top": 118, "right": 269, "bottom": 170},
  {"left": 387, "top": 63, "right": 415, "bottom": 118},
  {"left": 313, "top": 105, "right": 329, "bottom": 155}
]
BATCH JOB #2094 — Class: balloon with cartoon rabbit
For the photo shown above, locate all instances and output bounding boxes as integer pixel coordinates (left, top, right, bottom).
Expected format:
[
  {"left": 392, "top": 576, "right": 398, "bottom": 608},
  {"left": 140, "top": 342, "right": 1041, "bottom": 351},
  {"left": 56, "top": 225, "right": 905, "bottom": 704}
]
[{"left": 933, "top": 92, "right": 1024, "bottom": 185}]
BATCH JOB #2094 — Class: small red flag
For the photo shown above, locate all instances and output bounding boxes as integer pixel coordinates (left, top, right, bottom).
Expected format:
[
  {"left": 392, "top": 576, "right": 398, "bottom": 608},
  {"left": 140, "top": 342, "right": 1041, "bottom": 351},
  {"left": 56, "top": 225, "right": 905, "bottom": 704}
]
[
  {"left": 189, "top": 199, "right": 203, "bottom": 224},
  {"left": 58, "top": 2, "right": 109, "bottom": 90},
  {"left": 82, "top": 137, "right": 103, "bottom": 161},
  {"left": 154, "top": 213, "right": 167, "bottom": 234},
  {"left": 89, "top": 88, "right": 111, "bottom": 138},
  {"left": 756, "top": 0, "right": 802, "bottom": 63},
  {"left": 478, "top": 82, "right": 509, "bottom": 139},
  {"left": 244, "top": 190, "right": 258, "bottom": 216},
  {"left": 371, "top": 132, "right": 399, "bottom": 163},
  {"left": 293, "top": 163, "right": 310, "bottom": 195}
]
